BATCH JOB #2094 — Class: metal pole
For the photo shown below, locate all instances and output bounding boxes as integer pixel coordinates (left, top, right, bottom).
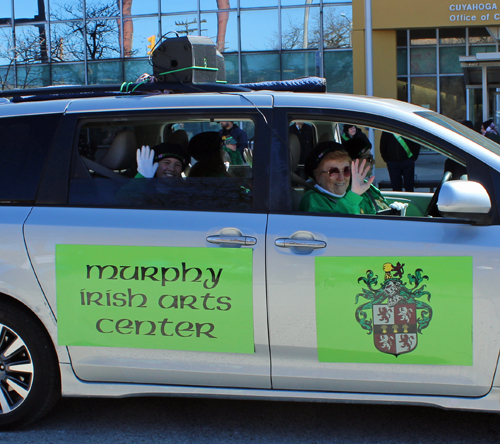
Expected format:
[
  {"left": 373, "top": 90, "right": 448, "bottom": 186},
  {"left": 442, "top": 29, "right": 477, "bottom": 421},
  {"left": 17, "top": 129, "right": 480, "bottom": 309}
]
[
  {"left": 303, "top": 0, "right": 312, "bottom": 49},
  {"left": 364, "top": 0, "right": 375, "bottom": 175},
  {"left": 303, "top": 0, "right": 313, "bottom": 77},
  {"left": 482, "top": 65, "right": 489, "bottom": 122},
  {"left": 364, "top": 0, "right": 373, "bottom": 96}
]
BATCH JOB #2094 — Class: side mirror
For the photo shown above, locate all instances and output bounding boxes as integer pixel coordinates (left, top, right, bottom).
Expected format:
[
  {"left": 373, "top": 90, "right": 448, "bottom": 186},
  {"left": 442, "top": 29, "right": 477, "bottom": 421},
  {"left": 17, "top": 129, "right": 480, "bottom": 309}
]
[{"left": 437, "top": 180, "right": 492, "bottom": 223}]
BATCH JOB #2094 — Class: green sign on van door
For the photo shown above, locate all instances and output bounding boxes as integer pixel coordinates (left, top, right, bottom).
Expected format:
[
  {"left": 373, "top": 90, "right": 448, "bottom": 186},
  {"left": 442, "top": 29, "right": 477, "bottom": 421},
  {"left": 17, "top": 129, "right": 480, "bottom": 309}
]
[
  {"left": 56, "top": 244, "right": 254, "bottom": 354},
  {"left": 315, "top": 256, "right": 473, "bottom": 365}
]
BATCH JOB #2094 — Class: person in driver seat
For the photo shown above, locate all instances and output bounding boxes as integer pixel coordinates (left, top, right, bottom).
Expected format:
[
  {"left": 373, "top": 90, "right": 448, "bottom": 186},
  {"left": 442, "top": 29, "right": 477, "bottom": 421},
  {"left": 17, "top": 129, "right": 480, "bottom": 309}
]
[{"left": 299, "top": 142, "right": 406, "bottom": 215}]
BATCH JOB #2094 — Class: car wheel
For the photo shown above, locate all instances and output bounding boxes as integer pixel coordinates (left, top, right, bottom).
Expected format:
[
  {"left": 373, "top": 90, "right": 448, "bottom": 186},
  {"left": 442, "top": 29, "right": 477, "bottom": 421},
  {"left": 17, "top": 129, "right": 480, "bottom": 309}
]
[{"left": 0, "top": 300, "right": 60, "bottom": 430}]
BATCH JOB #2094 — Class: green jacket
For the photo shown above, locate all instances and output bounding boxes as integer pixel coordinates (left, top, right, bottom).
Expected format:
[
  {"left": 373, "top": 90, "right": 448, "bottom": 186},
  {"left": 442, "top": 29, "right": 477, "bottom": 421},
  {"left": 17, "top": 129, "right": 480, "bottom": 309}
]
[
  {"left": 223, "top": 146, "right": 244, "bottom": 165},
  {"left": 298, "top": 184, "right": 389, "bottom": 215}
]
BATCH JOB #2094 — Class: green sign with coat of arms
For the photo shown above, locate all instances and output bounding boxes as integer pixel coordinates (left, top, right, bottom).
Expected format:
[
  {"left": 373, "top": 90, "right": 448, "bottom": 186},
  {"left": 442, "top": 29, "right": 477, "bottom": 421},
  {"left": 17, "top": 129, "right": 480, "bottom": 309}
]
[{"left": 315, "top": 256, "right": 473, "bottom": 365}]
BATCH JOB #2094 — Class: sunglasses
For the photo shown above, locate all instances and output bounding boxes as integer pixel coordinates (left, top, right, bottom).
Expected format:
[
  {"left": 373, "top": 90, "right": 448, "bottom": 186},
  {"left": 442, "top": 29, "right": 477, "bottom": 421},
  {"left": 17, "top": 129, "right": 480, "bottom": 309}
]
[{"left": 321, "top": 166, "right": 351, "bottom": 178}]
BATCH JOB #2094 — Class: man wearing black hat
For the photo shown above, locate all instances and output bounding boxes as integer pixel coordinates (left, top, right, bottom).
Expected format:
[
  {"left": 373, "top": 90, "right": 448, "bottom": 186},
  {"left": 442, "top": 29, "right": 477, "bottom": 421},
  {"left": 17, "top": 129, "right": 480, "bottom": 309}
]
[{"left": 135, "top": 142, "right": 190, "bottom": 178}]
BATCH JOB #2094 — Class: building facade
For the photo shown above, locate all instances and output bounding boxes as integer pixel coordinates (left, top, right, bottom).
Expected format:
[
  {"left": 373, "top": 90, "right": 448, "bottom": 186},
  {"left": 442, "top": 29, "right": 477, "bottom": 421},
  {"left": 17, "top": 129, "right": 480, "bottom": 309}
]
[
  {"left": 2, "top": 0, "right": 500, "bottom": 129},
  {"left": 0, "top": 0, "right": 353, "bottom": 93},
  {"left": 353, "top": 0, "right": 500, "bottom": 129}
]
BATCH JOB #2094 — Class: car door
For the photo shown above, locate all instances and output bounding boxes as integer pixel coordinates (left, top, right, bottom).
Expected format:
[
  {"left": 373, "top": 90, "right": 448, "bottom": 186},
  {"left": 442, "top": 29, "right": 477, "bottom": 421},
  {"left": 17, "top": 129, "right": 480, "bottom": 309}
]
[
  {"left": 266, "top": 110, "right": 500, "bottom": 397},
  {"left": 24, "top": 96, "right": 273, "bottom": 389}
]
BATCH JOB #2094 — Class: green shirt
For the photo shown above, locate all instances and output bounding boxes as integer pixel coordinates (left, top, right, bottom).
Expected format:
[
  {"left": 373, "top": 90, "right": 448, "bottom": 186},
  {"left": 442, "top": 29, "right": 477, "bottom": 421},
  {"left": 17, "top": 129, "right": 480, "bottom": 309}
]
[{"left": 298, "top": 184, "right": 389, "bottom": 215}]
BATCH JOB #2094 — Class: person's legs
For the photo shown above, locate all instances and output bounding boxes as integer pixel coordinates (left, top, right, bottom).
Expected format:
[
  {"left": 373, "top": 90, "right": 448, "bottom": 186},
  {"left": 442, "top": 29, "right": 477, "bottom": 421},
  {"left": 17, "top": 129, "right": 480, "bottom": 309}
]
[
  {"left": 400, "top": 159, "right": 415, "bottom": 192},
  {"left": 386, "top": 161, "right": 403, "bottom": 191}
]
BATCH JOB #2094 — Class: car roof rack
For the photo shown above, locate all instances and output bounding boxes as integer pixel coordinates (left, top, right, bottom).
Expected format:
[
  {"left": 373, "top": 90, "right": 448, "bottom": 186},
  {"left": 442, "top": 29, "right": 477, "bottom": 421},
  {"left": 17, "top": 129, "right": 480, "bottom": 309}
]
[
  {"left": 0, "top": 82, "right": 251, "bottom": 103},
  {"left": 0, "top": 76, "right": 326, "bottom": 103}
]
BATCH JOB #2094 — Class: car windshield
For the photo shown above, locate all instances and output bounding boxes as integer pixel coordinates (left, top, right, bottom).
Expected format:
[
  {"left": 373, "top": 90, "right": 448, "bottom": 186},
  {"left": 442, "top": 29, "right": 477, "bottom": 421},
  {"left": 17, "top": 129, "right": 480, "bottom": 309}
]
[{"left": 415, "top": 111, "right": 500, "bottom": 156}]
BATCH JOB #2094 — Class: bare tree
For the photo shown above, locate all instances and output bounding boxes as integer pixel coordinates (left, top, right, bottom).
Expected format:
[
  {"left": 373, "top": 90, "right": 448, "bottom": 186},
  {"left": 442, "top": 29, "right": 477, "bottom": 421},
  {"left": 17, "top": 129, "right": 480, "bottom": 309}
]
[
  {"left": 0, "top": 27, "right": 51, "bottom": 89},
  {"left": 50, "top": 0, "right": 124, "bottom": 60},
  {"left": 274, "top": 8, "right": 351, "bottom": 50},
  {"left": 319, "top": 9, "right": 351, "bottom": 49}
]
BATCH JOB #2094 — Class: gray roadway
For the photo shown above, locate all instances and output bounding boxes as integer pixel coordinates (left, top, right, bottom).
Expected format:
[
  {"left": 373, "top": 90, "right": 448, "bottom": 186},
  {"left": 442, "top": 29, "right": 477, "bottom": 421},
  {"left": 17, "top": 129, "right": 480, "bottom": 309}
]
[{"left": 1, "top": 397, "right": 500, "bottom": 443}]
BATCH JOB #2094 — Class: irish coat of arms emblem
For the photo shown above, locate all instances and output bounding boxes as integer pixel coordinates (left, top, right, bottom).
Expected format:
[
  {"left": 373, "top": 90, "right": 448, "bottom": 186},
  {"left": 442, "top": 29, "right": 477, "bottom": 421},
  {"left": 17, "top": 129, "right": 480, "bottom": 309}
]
[{"left": 355, "top": 262, "right": 433, "bottom": 357}]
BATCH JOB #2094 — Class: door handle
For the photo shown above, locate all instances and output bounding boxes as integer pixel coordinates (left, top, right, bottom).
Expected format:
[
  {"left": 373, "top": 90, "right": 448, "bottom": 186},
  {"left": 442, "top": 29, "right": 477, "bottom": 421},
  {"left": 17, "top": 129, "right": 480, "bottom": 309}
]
[
  {"left": 275, "top": 238, "right": 326, "bottom": 249},
  {"left": 207, "top": 235, "right": 257, "bottom": 246}
]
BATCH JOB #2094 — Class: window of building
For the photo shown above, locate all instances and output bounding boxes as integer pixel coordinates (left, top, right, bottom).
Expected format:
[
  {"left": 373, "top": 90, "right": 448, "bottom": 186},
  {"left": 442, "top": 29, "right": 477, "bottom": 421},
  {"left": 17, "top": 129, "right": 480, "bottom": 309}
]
[
  {"left": 281, "top": 7, "right": 320, "bottom": 50},
  {"left": 397, "top": 27, "right": 480, "bottom": 122},
  {"left": 0, "top": 2, "right": 355, "bottom": 92},
  {"left": 240, "top": 0, "right": 278, "bottom": 7},
  {"left": 161, "top": 14, "right": 198, "bottom": 39},
  {"left": 440, "top": 76, "right": 466, "bottom": 122},
  {"left": 241, "top": 53, "right": 280, "bottom": 83},
  {"left": 410, "top": 29, "right": 437, "bottom": 46},
  {"left": 86, "top": 0, "right": 119, "bottom": 18},
  {"left": 223, "top": 54, "right": 239, "bottom": 83},
  {"left": 0, "top": 28, "right": 12, "bottom": 66},
  {"left": 324, "top": 50, "right": 352, "bottom": 93},
  {"left": 397, "top": 48, "right": 407, "bottom": 76},
  {"left": 50, "top": 22, "right": 85, "bottom": 62},
  {"left": 200, "top": 0, "right": 233, "bottom": 10},
  {"left": 14, "top": 24, "right": 49, "bottom": 64},
  {"left": 87, "top": 60, "right": 122, "bottom": 84},
  {"left": 51, "top": 63, "right": 85, "bottom": 85},
  {"left": 411, "top": 77, "right": 437, "bottom": 111},
  {"left": 282, "top": 0, "right": 320, "bottom": 5},
  {"left": 14, "top": 0, "right": 48, "bottom": 23},
  {"left": 469, "top": 27, "right": 496, "bottom": 45},
  {"left": 124, "top": 60, "right": 152, "bottom": 83},
  {"left": 162, "top": 1, "right": 198, "bottom": 14},
  {"left": 16, "top": 64, "right": 50, "bottom": 88},
  {"left": 128, "top": 17, "right": 159, "bottom": 58},
  {"left": 282, "top": 52, "right": 318, "bottom": 80},
  {"left": 240, "top": 9, "right": 279, "bottom": 51},
  {"left": 124, "top": 0, "right": 158, "bottom": 16},
  {"left": 49, "top": 0, "right": 83, "bottom": 20},
  {"left": 201, "top": 11, "right": 238, "bottom": 53},
  {"left": 439, "top": 28, "right": 466, "bottom": 45},
  {"left": 0, "top": 65, "right": 15, "bottom": 90},
  {"left": 439, "top": 46, "right": 465, "bottom": 74},
  {"left": 323, "top": 5, "right": 351, "bottom": 49},
  {"left": 86, "top": 19, "right": 121, "bottom": 60}
]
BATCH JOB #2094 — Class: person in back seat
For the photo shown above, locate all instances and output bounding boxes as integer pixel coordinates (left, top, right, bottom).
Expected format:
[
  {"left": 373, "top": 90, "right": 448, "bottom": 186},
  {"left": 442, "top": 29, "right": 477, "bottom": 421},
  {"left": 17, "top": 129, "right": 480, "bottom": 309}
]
[
  {"left": 188, "top": 132, "right": 229, "bottom": 178},
  {"left": 135, "top": 143, "right": 190, "bottom": 178}
]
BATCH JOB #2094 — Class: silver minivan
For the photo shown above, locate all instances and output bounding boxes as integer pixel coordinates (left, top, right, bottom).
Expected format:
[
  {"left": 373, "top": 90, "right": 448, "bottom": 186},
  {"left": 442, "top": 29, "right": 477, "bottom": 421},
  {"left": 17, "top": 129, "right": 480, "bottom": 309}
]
[{"left": 0, "top": 82, "right": 498, "bottom": 429}]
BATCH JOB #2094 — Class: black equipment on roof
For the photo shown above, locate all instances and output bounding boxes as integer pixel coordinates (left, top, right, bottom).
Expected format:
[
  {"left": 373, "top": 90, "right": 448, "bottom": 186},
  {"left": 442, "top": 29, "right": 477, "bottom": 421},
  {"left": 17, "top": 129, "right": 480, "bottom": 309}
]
[{"left": 151, "top": 35, "right": 226, "bottom": 84}]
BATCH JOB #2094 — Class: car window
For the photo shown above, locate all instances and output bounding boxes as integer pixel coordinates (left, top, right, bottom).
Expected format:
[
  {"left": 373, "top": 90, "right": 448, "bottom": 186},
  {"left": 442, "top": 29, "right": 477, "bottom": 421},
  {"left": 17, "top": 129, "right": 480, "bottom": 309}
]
[
  {"left": 69, "top": 116, "right": 255, "bottom": 212},
  {"left": 416, "top": 111, "right": 500, "bottom": 156},
  {"left": 289, "top": 118, "right": 471, "bottom": 219},
  {"left": 0, "top": 114, "right": 61, "bottom": 204}
]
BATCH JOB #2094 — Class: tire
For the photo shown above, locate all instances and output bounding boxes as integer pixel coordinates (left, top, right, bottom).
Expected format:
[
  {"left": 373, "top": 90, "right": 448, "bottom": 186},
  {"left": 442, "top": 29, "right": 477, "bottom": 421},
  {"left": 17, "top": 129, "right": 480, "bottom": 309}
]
[{"left": 0, "top": 299, "right": 60, "bottom": 430}]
